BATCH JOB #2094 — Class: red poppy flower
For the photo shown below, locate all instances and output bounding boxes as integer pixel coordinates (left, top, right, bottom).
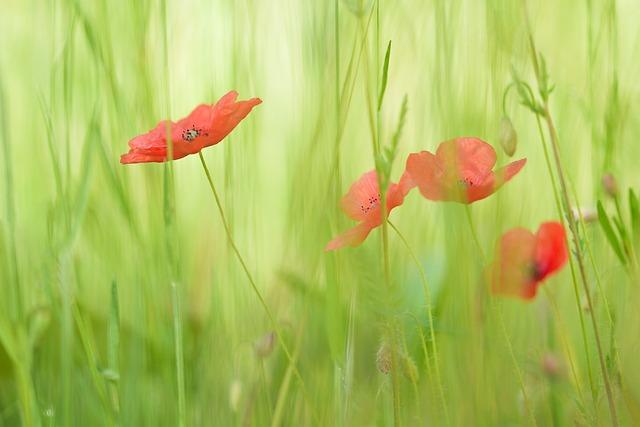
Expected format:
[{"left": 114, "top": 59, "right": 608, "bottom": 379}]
[
  {"left": 325, "top": 170, "right": 408, "bottom": 251},
  {"left": 403, "top": 137, "right": 526, "bottom": 203},
  {"left": 120, "top": 91, "right": 262, "bottom": 164},
  {"left": 489, "top": 222, "right": 568, "bottom": 300}
]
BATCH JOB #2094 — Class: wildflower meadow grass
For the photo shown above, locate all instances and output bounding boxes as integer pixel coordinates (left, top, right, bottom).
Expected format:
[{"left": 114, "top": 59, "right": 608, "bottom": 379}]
[{"left": 1, "top": 0, "right": 640, "bottom": 425}]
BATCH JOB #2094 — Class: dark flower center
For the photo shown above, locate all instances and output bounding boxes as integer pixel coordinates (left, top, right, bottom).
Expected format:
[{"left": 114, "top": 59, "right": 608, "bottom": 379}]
[
  {"left": 457, "top": 177, "right": 475, "bottom": 187},
  {"left": 528, "top": 262, "right": 545, "bottom": 281},
  {"left": 182, "top": 125, "right": 208, "bottom": 142},
  {"left": 360, "top": 193, "right": 381, "bottom": 214}
]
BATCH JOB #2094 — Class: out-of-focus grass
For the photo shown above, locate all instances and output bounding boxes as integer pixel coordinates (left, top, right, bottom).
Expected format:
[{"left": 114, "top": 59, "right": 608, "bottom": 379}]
[{"left": 1, "top": 0, "right": 640, "bottom": 425}]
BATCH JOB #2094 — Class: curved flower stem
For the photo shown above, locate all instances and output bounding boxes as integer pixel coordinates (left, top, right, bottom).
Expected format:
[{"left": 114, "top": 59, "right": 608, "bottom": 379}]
[
  {"left": 464, "top": 206, "right": 537, "bottom": 426},
  {"left": 197, "top": 152, "right": 319, "bottom": 424},
  {"left": 388, "top": 221, "right": 449, "bottom": 425},
  {"left": 464, "top": 206, "right": 485, "bottom": 261}
]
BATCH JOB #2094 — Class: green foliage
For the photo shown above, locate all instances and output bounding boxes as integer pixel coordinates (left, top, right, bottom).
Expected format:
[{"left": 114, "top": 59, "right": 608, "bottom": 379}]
[
  {"left": 597, "top": 200, "right": 626, "bottom": 265},
  {"left": 1, "top": 0, "right": 639, "bottom": 425}
]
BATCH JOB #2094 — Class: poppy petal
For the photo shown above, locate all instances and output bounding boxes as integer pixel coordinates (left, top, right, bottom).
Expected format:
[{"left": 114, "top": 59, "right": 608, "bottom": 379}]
[
  {"left": 467, "top": 158, "right": 527, "bottom": 202},
  {"left": 121, "top": 92, "right": 261, "bottom": 165},
  {"left": 405, "top": 151, "right": 445, "bottom": 201},
  {"left": 120, "top": 151, "right": 168, "bottom": 164},
  {"left": 325, "top": 221, "right": 376, "bottom": 251},
  {"left": 490, "top": 227, "right": 538, "bottom": 300},
  {"left": 436, "top": 137, "right": 497, "bottom": 185},
  {"left": 397, "top": 170, "right": 416, "bottom": 197},
  {"left": 340, "top": 170, "right": 382, "bottom": 221},
  {"left": 535, "top": 221, "right": 568, "bottom": 280}
]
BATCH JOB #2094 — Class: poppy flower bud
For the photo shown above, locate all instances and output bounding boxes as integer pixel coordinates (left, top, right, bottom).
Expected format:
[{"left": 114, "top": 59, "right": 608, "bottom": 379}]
[
  {"left": 541, "top": 352, "right": 563, "bottom": 379},
  {"left": 602, "top": 173, "right": 619, "bottom": 198},
  {"left": 254, "top": 331, "right": 276, "bottom": 358},
  {"left": 376, "top": 343, "right": 392, "bottom": 375},
  {"left": 498, "top": 116, "right": 518, "bottom": 157}
]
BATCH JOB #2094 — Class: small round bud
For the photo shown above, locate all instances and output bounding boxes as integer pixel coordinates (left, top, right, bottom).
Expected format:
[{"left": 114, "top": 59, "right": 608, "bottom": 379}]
[
  {"left": 499, "top": 116, "right": 518, "bottom": 157},
  {"left": 254, "top": 332, "right": 276, "bottom": 358},
  {"left": 602, "top": 173, "right": 619, "bottom": 198},
  {"left": 376, "top": 343, "right": 392, "bottom": 375}
]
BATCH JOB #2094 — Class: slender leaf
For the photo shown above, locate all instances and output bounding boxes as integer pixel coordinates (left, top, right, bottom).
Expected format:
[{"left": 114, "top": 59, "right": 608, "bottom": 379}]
[
  {"left": 377, "top": 40, "right": 392, "bottom": 111},
  {"left": 597, "top": 201, "right": 626, "bottom": 264}
]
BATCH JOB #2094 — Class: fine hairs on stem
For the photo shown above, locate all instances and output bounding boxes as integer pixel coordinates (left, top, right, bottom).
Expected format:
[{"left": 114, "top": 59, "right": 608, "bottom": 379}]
[{"left": 197, "top": 152, "right": 319, "bottom": 424}]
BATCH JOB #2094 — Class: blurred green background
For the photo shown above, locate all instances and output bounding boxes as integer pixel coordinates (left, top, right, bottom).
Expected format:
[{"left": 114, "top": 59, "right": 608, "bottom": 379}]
[{"left": 1, "top": 0, "right": 640, "bottom": 425}]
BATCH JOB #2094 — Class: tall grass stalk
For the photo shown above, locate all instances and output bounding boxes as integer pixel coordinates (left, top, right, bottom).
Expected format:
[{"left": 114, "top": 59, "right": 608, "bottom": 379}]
[{"left": 523, "top": 7, "right": 618, "bottom": 424}]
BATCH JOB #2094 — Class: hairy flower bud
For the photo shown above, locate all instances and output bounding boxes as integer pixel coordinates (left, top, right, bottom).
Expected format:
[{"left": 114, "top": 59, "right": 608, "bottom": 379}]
[
  {"left": 376, "top": 343, "right": 392, "bottom": 375},
  {"left": 499, "top": 116, "right": 518, "bottom": 157}
]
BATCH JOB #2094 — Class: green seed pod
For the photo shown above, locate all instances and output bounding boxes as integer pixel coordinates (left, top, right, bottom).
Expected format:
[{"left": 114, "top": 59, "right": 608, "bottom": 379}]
[{"left": 499, "top": 116, "right": 518, "bottom": 157}]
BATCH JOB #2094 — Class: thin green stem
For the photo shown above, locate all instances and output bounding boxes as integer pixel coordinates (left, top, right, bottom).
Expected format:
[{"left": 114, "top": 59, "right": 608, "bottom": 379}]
[
  {"left": 465, "top": 206, "right": 536, "bottom": 426},
  {"left": 530, "top": 103, "right": 598, "bottom": 413},
  {"left": 171, "top": 283, "right": 186, "bottom": 427},
  {"left": 496, "top": 305, "right": 538, "bottom": 427},
  {"left": 523, "top": 6, "right": 618, "bottom": 422},
  {"left": 464, "top": 206, "right": 485, "bottom": 261},
  {"left": 389, "top": 221, "right": 449, "bottom": 425},
  {"left": 197, "top": 152, "right": 319, "bottom": 425},
  {"left": 542, "top": 289, "right": 585, "bottom": 407}
]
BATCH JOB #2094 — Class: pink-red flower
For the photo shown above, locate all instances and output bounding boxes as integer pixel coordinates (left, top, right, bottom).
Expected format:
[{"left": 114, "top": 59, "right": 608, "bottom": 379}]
[
  {"left": 489, "top": 222, "right": 568, "bottom": 300},
  {"left": 121, "top": 91, "right": 262, "bottom": 164},
  {"left": 403, "top": 137, "right": 526, "bottom": 203},
  {"left": 325, "top": 170, "right": 408, "bottom": 251}
]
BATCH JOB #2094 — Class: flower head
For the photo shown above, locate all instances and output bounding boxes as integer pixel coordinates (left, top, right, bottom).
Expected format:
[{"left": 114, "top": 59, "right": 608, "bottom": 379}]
[
  {"left": 404, "top": 137, "right": 526, "bottom": 204},
  {"left": 489, "top": 222, "right": 568, "bottom": 300},
  {"left": 325, "top": 170, "right": 407, "bottom": 251},
  {"left": 121, "top": 91, "right": 261, "bottom": 164}
]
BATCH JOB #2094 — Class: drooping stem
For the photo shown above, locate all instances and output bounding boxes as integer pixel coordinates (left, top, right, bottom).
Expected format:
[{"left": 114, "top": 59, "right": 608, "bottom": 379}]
[
  {"left": 389, "top": 221, "right": 449, "bottom": 424},
  {"left": 197, "top": 152, "right": 318, "bottom": 424}
]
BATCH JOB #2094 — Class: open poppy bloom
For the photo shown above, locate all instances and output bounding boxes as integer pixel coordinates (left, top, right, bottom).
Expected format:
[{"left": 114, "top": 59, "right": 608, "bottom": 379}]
[
  {"left": 403, "top": 137, "right": 526, "bottom": 203},
  {"left": 121, "top": 91, "right": 262, "bottom": 164},
  {"left": 325, "top": 170, "right": 408, "bottom": 251},
  {"left": 489, "top": 222, "right": 568, "bottom": 300}
]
